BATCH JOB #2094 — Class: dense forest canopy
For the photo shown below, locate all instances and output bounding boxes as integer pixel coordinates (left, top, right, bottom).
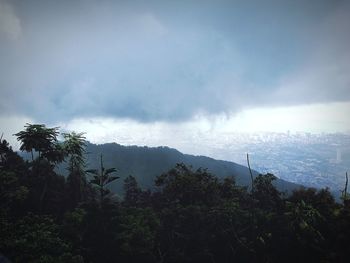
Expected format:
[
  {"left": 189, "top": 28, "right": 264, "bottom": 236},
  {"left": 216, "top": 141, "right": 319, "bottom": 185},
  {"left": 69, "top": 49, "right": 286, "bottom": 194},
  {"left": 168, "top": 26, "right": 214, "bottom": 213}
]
[{"left": 1, "top": 124, "right": 350, "bottom": 262}]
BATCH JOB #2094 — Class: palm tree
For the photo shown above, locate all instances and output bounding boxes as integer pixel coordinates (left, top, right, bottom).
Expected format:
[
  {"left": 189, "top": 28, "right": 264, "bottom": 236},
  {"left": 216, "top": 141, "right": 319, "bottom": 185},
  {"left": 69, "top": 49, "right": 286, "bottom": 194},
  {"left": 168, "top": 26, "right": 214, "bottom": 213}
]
[{"left": 86, "top": 154, "right": 119, "bottom": 204}]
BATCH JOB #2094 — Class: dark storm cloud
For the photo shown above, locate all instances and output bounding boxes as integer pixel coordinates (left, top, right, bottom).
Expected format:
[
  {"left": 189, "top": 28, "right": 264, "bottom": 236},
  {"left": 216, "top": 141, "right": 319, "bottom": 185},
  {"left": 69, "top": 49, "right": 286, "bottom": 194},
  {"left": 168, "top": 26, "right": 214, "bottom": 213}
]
[{"left": 0, "top": 0, "right": 349, "bottom": 122}]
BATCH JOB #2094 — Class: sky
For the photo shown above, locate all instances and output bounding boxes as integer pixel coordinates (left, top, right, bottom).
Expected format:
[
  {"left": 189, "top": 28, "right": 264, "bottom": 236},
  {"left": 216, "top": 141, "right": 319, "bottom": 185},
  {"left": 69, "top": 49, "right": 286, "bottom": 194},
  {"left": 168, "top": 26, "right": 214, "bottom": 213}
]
[{"left": 0, "top": 0, "right": 350, "bottom": 152}]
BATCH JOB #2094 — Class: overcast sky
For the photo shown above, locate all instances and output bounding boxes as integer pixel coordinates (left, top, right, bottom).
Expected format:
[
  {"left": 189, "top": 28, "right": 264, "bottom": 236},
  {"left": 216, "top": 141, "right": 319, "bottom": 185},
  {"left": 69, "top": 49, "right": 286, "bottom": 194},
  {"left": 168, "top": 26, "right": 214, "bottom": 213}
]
[{"left": 1, "top": 0, "right": 350, "bottom": 151}]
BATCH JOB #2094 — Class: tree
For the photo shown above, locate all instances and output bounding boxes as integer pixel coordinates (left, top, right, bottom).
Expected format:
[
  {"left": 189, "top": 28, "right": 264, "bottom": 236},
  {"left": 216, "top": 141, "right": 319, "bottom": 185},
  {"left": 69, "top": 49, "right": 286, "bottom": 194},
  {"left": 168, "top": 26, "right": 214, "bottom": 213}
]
[
  {"left": 0, "top": 171, "right": 28, "bottom": 216},
  {"left": 341, "top": 172, "right": 349, "bottom": 205},
  {"left": 0, "top": 213, "right": 81, "bottom": 262},
  {"left": 118, "top": 207, "right": 159, "bottom": 262},
  {"left": 63, "top": 132, "right": 86, "bottom": 168},
  {"left": 0, "top": 133, "right": 7, "bottom": 164},
  {"left": 155, "top": 163, "right": 221, "bottom": 207},
  {"left": 252, "top": 173, "right": 281, "bottom": 210},
  {"left": 123, "top": 175, "right": 143, "bottom": 207},
  {"left": 0, "top": 136, "right": 26, "bottom": 172},
  {"left": 14, "top": 123, "right": 60, "bottom": 162},
  {"left": 63, "top": 132, "right": 89, "bottom": 207},
  {"left": 86, "top": 154, "right": 119, "bottom": 204},
  {"left": 14, "top": 124, "right": 67, "bottom": 213}
]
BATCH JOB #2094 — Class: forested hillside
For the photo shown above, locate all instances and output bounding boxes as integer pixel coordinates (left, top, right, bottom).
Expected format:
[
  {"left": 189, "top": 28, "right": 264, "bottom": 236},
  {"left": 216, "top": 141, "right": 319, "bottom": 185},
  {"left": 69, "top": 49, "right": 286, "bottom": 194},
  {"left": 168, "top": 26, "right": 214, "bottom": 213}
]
[
  {"left": 67, "top": 142, "right": 302, "bottom": 195},
  {"left": 1, "top": 124, "right": 350, "bottom": 262}
]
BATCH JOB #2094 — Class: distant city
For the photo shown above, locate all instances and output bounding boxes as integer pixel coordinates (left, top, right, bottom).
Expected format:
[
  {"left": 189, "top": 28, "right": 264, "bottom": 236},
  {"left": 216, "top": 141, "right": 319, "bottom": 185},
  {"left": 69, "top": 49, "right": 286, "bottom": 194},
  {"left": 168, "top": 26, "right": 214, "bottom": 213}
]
[{"left": 176, "top": 131, "right": 350, "bottom": 192}]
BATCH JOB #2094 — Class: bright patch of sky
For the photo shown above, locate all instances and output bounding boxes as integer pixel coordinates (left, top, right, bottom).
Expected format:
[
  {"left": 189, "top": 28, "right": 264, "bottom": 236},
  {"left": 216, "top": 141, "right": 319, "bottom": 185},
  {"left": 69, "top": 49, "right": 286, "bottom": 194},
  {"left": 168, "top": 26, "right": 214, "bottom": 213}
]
[{"left": 2, "top": 102, "right": 349, "bottom": 154}]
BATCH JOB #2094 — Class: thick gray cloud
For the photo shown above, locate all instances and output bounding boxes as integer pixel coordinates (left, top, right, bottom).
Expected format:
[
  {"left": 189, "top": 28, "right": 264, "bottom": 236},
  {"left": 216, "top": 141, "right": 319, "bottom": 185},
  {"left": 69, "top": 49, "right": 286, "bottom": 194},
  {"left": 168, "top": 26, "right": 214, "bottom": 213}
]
[{"left": 0, "top": 0, "right": 349, "bottom": 123}]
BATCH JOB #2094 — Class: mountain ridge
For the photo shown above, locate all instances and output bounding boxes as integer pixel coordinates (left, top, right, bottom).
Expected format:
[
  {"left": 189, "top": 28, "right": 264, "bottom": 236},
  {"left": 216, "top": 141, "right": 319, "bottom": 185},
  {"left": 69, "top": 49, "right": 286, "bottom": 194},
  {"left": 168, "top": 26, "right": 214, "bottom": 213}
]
[{"left": 79, "top": 142, "right": 302, "bottom": 194}]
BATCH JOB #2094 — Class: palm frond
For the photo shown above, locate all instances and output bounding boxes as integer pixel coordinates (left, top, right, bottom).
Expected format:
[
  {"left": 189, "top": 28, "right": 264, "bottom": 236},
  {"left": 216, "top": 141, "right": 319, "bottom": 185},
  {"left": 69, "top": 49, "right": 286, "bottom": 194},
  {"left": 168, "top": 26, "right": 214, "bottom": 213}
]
[
  {"left": 105, "top": 168, "right": 117, "bottom": 175},
  {"left": 106, "top": 176, "right": 120, "bottom": 185},
  {"left": 86, "top": 169, "right": 99, "bottom": 175}
]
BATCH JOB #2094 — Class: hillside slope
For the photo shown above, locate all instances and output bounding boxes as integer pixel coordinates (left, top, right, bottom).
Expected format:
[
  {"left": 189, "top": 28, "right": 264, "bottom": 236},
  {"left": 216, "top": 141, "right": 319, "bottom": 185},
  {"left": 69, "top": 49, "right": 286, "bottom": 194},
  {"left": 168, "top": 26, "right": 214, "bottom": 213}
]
[{"left": 73, "top": 142, "right": 302, "bottom": 194}]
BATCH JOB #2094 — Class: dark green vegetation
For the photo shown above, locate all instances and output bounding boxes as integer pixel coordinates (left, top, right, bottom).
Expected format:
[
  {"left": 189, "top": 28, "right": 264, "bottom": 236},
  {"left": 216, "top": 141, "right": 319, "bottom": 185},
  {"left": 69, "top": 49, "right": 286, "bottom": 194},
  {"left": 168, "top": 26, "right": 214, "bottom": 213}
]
[
  {"left": 1, "top": 124, "right": 350, "bottom": 262},
  {"left": 63, "top": 141, "right": 302, "bottom": 195}
]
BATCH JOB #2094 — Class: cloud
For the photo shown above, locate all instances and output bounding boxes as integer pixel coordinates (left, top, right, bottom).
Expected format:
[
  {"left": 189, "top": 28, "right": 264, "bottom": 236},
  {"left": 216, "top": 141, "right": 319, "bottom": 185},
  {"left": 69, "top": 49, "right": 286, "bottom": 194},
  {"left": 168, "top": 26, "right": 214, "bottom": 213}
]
[
  {"left": 0, "top": 0, "right": 21, "bottom": 40},
  {"left": 0, "top": 0, "right": 349, "bottom": 123},
  {"left": 0, "top": 3, "right": 248, "bottom": 122},
  {"left": 270, "top": 2, "right": 350, "bottom": 106},
  {"left": 0, "top": 114, "right": 34, "bottom": 149},
  {"left": 56, "top": 101, "right": 350, "bottom": 152}
]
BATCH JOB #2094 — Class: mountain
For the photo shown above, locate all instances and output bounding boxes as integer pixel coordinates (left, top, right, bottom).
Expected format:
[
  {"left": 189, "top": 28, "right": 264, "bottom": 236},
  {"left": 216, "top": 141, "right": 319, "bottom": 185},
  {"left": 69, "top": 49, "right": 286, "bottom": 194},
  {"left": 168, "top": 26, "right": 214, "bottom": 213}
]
[{"left": 59, "top": 142, "right": 302, "bottom": 194}]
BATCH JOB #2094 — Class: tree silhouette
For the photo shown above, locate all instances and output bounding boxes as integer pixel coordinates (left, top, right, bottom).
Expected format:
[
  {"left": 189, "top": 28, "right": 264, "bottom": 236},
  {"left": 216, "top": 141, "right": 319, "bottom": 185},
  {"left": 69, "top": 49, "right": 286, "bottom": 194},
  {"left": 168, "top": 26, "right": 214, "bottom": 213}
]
[
  {"left": 14, "top": 124, "right": 66, "bottom": 213},
  {"left": 14, "top": 123, "right": 60, "bottom": 162},
  {"left": 86, "top": 154, "right": 119, "bottom": 203},
  {"left": 63, "top": 132, "right": 88, "bottom": 207}
]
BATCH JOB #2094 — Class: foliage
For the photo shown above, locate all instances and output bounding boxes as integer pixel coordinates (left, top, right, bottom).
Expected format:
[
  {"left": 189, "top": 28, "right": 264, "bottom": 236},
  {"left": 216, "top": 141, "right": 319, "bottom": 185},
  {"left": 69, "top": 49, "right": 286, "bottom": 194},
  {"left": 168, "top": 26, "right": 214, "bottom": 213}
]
[
  {"left": 1, "top": 125, "right": 350, "bottom": 262},
  {"left": 117, "top": 207, "right": 159, "bottom": 262},
  {"left": 63, "top": 132, "right": 89, "bottom": 208},
  {"left": 0, "top": 213, "right": 80, "bottom": 263},
  {"left": 80, "top": 142, "right": 301, "bottom": 195},
  {"left": 14, "top": 123, "right": 60, "bottom": 162},
  {"left": 86, "top": 154, "right": 119, "bottom": 204}
]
